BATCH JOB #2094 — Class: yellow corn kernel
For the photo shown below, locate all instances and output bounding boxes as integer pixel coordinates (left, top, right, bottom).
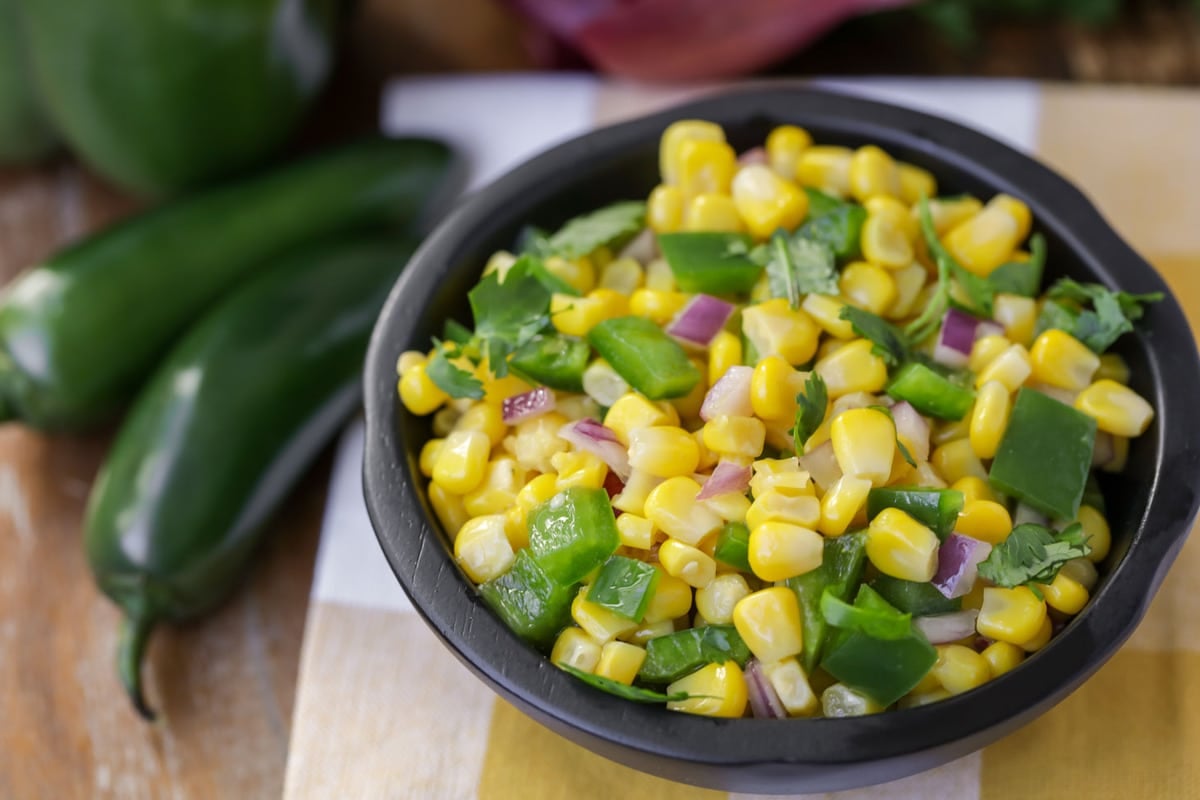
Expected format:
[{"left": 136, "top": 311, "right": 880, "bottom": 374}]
[
  {"left": 455, "top": 402, "right": 508, "bottom": 448},
  {"left": 550, "top": 450, "right": 607, "bottom": 491},
  {"left": 1078, "top": 504, "right": 1111, "bottom": 563},
  {"left": 515, "top": 472, "right": 559, "bottom": 515},
  {"left": 428, "top": 482, "right": 470, "bottom": 538},
  {"left": 1096, "top": 352, "right": 1131, "bottom": 385},
  {"left": 815, "top": 338, "right": 889, "bottom": 399},
  {"left": 551, "top": 289, "right": 627, "bottom": 337},
  {"left": 419, "top": 439, "right": 445, "bottom": 478},
  {"left": 748, "top": 355, "right": 801, "bottom": 423},
  {"left": 801, "top": 294, "right": 855, "bottom": 339},
  {"left": 481, "top": 371, "right": 534, "bottom": 408},
  {"left": 613, "top": 514, "right": 653, "bottom": 551},
  {"left": 899, "top": 688, "right": 953, "bottom": 710},
  {"left": 556, "top": 395, "right": 599, "bottom": 424},
  {"left": 695, "top": 573, "right": 752, "bottom": 625},
  {"left": 503, "top": 507, "right": 529, "bottom": 551},
  {"left": 689, "top": 428, "right": 716, "bottom": 473},
  {"left": 981, "top": 641, "right": 1024, "bottom": 678},
  {"left": 975, "top": 344, "right": 1032, "bottom": 392},
  {"left": 611, "top": 470, "right": 662, "bottom": 517},
  {"left": 864, "top": 196, "right": 919, "bottom": 241},
  {"left": 659, "top": 539, "right": 717, "bottom": 589},
  {"left": 1030, "top": 329, "right": 1100, "bottom": 391},
  {"left": 932, "top": 644, "right": 991, "bottom": 695},
  {"left": 932, "top": 417, "right": 971, "bottom": 448},
  {"left": 849, "top": 145, "right": 901, "bottom": 201},
  {"left": 679, "top": 138, "right": 737, "bottom": 199},
  {"left": 861, "top": 214, "right": 914, "bottom": 270},
  {"left": 750, "top": 457, "right": 814, "bottom": 498},
  {"left": 644, "top": 476, "right": 723, "bottom": 546},
  {"left": 746, "top": 491, "right": 822, "bottom": 532},
  {"left": 831, "top": 408, "right": 896, "bottom": 485},
  {"left": 604, "top": 392, "right": 674, "bottom": 446},
  {"left": 572, "top": 587, "right": 639, "bottom": 643},
  {"left": 544, "top": 255, "right": 595, "bottom": 295},
  {"left": 648, "top": 184, "right": 685, "bottom": 234},
  {"left": 398, "top": 363, "right": 449, "bottom": 415},
  {"left": 867, "top": 507, "right": 940, "bottom": 582},
  {"left": 840, "top": 261, "right": 898, "bottom": 315},
  {"left": 396, "top": 350, "right": 425, "bottom": 376},
  {"left": 969, "top": 380, "right": 1012, "bottom": 460},
  {"left": 1060, "top": 557, "right": 1099, "bottom": 591},
  {"left": 551, "top": 627, "right": 603, "bottom": 673},
  {"left": 598, "top": 256, "right": 645, "bottom": 295},
  {"left": 1020, "top": 615, "right": 1053, "bottom": 653},
  {"left": 504, "top": 412, "right": 570, "bottom": 474},
  {"left": 732, "top": 164, "right": 809, "bottom": 239},
  {"left": 733, "top": 587, "right": 804, "bottom": 663},
  {"left": 955, "top": 499, "right": 1013, "bottom": 545},
  {"left": 993, "top": 294, "right": 1038, "bottom": 347},
  {"left": 667, "top": 661, "right": 748, "bottom": 718},
  {"left": 660, "top": 120, "right": 726, "bottom": 185},
  {"left": 685, "top": 192, "right": 743, "bottom": 233},
  {"left": 620, "top": 620, "right": 675, "bottom": 646},
  {"left": 431, "top": 406, "right": 460, "bottom": 438},
  {"left": 796, "top": 145, "right": 853, "bottom": 196},
  {"left": 921, "top": 195, "right": 983, "bottom": 235},
  {"left": 822, "top": 683, "right": 885, "bottom": 717},
  {"left": 702, "top": 415, "right": 767, "bottom": 460},
  {"left": 706, "top": 330, "right": 743, "bottom": 386},
  {"left": 628, "top": 426, "right": 701, "bottom": 478},
  {"left": 453, "top": 515, "right": 515, "bottom": 583},
  {"left": 818, "top": 475, "right": 873, "bottom": 537},
  {"left": 1038, "top": 571, "right": 1090, "bottom": 616},
  {"left": 742, "top": 299, "right": 820, "bottom": 367},
  {"left": 931, "top": 438, "right": 988, "bottom": 485},
  {"left": 643, "top": 566, "right": 694, "bottom": 624},
  {"left": 670, "top": 357, "right": 708, "bottom": 423},
  {"left": 762, "top": 657, "right": 820, "bottom": 716},
  {"left": 1100, "top": 434, "right": 1129, "bottom": 474},
  {"left": 432, "top": 429, "right": 491, "bottom": 495},
  {"left": 1075, "top": 379, "right": 1154, "bottom": 437},
  {"left": 885, "top": 263, "right": 928, "bottom": 321},
  {"left": 629, "top": 288, "right": 689, "bottom": 326},
  {"left": 703, "top": 490, "right": 751, "bottom": 524},
  {"left": 766, "top": 124, "right": 812, "bottom": 179},
  {"left": 748, "top": 521, "right": 823, "bottom": 582},
  {"left": 951, "top": 476, "right": 999, "bottom": 505},
  {"left": 977, "top": 586, "right": 1047, "bottom": 645},
  {"left": 642, "top": 257, "right": 674, "bottom": 291},
  {"left": 464, "top": 457, "right": 527, "bottom": 516},
  {"left": 943, "top": 194, "right": 1030, "bottom": 276},
  {"left": 897, "top": 162, "right": 937, "bottom": 205},
  {"left": 968, "top": 334, "right": 1012, "bottom": 374},
  {"left": 594, "top": 641, "right": 647, "bottom": 685}
]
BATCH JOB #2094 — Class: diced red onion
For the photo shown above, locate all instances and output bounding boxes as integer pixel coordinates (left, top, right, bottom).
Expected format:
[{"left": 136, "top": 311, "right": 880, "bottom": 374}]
[
  {"left": 618, "top": 227, "right": 657, "bottom": 264},
  {"left": 798, "top": 440, "right": 842, "bottom": 492},
  {"left": 557, "top": 419, "right": 631, "bottom": 480},
  {"left": 933, "top": 308, "right": 980, "bottom": 368},
  {"left": 891, "top": 401, "right": 930, "bottom": 464},
  {"left": 914, "top": 609, "right": 980, "bottom": 644},
  {"left": 976, "top": 321, "right": 1005, "bottom": 339},
  {"left": 700, "top": 365, "right": 753, "bottom": 421},
  {"left": 501, "top": 386, "right": 556, "bottom": 424},
  {"left": 744, "top": 659, "right": 787, "bottom": 719},
  {"left": 666, "top": 294, "right": 735, "bottom": 347},
  {"left": 696, "top": 460, "right": 752, "bottom": 500},
  {"left": 932, "top": 533, "right": 992, "bottom": 599},
  {"left": 738, "top": 146, "right": 768, "bottom": 166}
]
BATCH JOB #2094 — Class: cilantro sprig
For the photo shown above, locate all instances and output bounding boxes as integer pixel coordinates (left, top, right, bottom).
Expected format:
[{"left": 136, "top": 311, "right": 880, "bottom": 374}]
[
  {"left": 741, "top": 230, "right": 839, "bottom": 310},
  {"left": 1037, "top": 278, "right": 1162, "bottom": 354},
  {"left": 906, "top": 196, "right": 994, "bottom": 343},
  {"left": 793, "top": 372, "right": 828, "bottom": 454},
  {"left": 542, "top": 201, "right": 646, "bottom": 259},
  {"left": 839, "top": 305, "right": 911, "bottom": 367},
  {"left": 559, "top": 665, "right": 700, "bottom": 703},
  {"left": 977, "top": 522, "right": 1092, "bottom": 596}
]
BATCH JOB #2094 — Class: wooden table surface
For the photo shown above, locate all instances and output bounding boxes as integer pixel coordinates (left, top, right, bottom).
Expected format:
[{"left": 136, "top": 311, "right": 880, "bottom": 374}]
[{"left": 1, "top": 1, "right": 1197, "bottom": 798}]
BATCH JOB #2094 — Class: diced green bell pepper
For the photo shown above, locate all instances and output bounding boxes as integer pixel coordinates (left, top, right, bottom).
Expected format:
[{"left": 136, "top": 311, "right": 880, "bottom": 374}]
[
  {"left": 713, "top": 521, "right": 752, "bottom": 572},
  {"left": 479, "top": 549, "right": 576, "bottom": 647},
  {"left": 887, "top": 362, "right": 976, "bottom": 421},
  {"left": 989, "top": 388, "right": 1097, "bottom": 520},
  {"left": 820, "top": 585, "right": 912, "bottom": 639},
  {"left": 656, "top": 232, "right": 762, "bottom": 294},
  {"left": 528, "top": 487, "right": 620, "bottom": 585},
  {"left": 587, "top": 316, "right": 701, "bottom": 400},
  {"left": 785, "top": 531, "right": 868, "bottom": 673},
  {"left": 509, "top": 333, "right": 590, "bottom": 392},
  {"left": 586, "top": 555, "right": 659, "bottom": 621},
  {"left": 870, "top": 574, "right": 962, "bottom": 615},
  {"left": 799, "top": 188, "right": 868, "bottom": 260},
  {"left": 638, "top": 624, "right": 752, "bottom": 684},
  {"left": 866, "top": 487, "right": 964, "bottom": 542}
]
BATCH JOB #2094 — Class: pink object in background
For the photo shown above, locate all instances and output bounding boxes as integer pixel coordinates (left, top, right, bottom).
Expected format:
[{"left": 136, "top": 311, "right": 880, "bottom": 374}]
[{"left": 503, "top": 0, "right": 914, "bottom": 81}]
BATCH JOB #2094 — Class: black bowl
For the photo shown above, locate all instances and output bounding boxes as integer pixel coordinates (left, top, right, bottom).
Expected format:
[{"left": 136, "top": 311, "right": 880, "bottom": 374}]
[{"left": 362, "top": 87, "right": 1200, "bottom": 794}]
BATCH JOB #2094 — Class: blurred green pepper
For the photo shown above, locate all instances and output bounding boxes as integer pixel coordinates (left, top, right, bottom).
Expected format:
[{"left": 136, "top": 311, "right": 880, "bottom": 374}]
[{"left": 0, "top": 0, "right": 55, "bottom": 162}]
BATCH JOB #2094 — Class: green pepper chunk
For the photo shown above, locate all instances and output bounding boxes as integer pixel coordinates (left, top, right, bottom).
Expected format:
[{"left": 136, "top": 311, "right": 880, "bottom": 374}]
[
  {"left": 799, "top": 188, "right": 868, "bottom": 260},
  {"left": 886, "top": 363, "right": 976, "bottom": 420},
  {"left": 820, "top": 586, "right": 937, "bottom": 707},
  {"left": 989, "top": 388, "right": 1097, "bottom": 519},
  {"left": 638, "top": 624, "right": 752, "bottom": 683},
  {"left": 586, "top": 555, "right": 660, "bottom": 621},
  {"left": 785, "top": 532, "right": 868, "bottom": 673},
  {"left": 528, "top": 487, "right": 620, "bottom": 585},
  {"left": 866, "top": 487, "right": 964, "bottom": 542},
  {"left": 870, "top": 574, "right": 962, "bottom": 615},
  {"left": 587, "top": 316, "right": 701, "bottom": 400},
  {"left": 656, "top": 232, "right": 763, "bottom": 294},
  {"left": 509, "top": 333, "right": 590, "bottom": 392},
  {"left": 820, "top": 585, "right": 913, "bottom": 640},
  {"left": 713, "top": 521, "right": 752, "bottom": 572},
  {"left": 479, "top": 550, "right": 576, "bottom": 647}
]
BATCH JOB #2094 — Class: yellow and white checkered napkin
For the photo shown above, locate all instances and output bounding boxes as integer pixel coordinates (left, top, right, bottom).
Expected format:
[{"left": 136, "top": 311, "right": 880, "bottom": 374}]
[{"left": 283, "top": 77, "right": 1200, "bottom": 800}]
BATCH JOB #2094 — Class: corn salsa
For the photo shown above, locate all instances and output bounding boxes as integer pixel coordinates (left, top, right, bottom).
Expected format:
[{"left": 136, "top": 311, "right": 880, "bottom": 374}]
[{"left": 397, "top": 120, "right": 1159, "bottom": 718}]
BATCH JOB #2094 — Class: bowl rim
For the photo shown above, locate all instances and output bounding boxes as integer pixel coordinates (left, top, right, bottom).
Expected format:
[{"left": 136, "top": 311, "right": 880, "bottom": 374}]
[{"left": 363, "top": 85, "right": 1200, "bottom": 779}]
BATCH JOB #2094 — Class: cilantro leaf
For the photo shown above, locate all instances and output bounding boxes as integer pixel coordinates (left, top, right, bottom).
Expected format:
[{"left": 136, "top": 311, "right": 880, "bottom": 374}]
[
  {"left": 1038, "top": 278, "right": 1163, "bottom": 353},
  {"left": 559, "top": 665, "right": 696, "bottom": 703},
  {"left": 442, "top": 318, "right": 473, "bottom": 345},
  {"left": 908, "top": 196, "right": 994, "bottom": 341},
  {"left": 839, "top": 305, "right": 911, "bottom": 367},
  {"left": 426, "top": 344, "right": 484, "bottom": 400},
  {"left": 468, "top": 256, "right": 552, "bottom": 377},
  {"left": 798, "top": 189, "right": 868, "bottom": 260},
  {"left": 988, "top": 233, "right": 1046, "bottom": 297},
  {"left": 546, "top": 201, "right": 646, "bottom": 259},
  {"left": 793, "top": 373, "right": 828, "bottom": 454},
  {"left": 977, "top": 522, "right": 1092, "bottom": 591},
  {"left": 762, "top": 230, "right": 839, "bottom": 309}
]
